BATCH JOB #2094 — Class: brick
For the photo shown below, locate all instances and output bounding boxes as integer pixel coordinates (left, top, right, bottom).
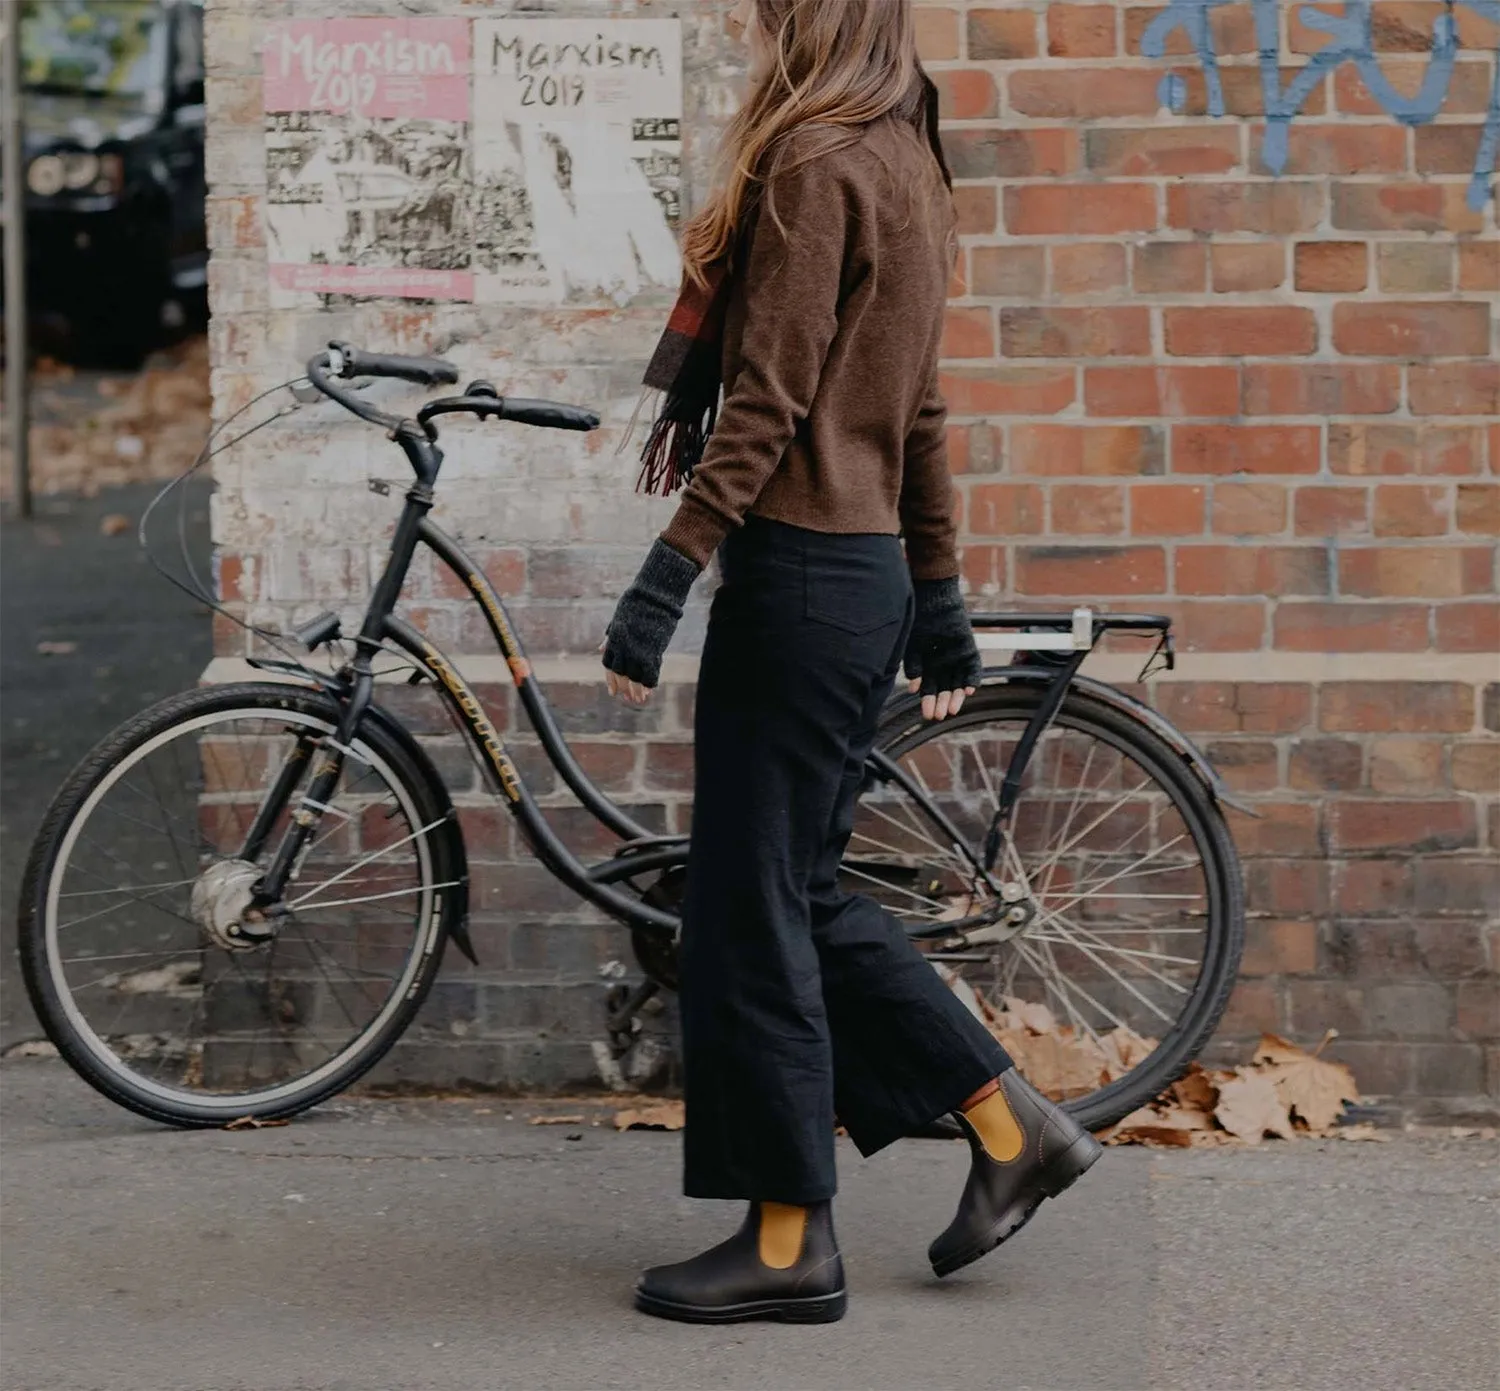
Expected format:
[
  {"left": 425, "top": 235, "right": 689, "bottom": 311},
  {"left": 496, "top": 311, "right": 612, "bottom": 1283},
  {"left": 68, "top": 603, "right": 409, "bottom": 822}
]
[
  {"left": 1338, "top": 546, "right": 1493, "bottom": 598},
  {"left": 968, "top": 7, "right": 1039, "bottom": 58},
  {"left": 1084, "top": 126, "right": 1241, "bottom": 176},
  {"left": 1457, "top": 982, "right": 1500, "bottom": 1040},
  {"left": 1013, "top": 545, "right": 1167, "bottom": 596},
  {"left": 1270, "top": 123, "right": 1409, "bottom": 175},
  {"left": 1130, "top": 483, "right": 1206, "bottom": 536},
  {"left": 1324, "top": 919, "right": 1490, "bottom": 981},
  {"left": 1004, "top": 184, "right": 1157, "bottom": 236},
  {"left": 1211, "top": 243, "right": 1284, "bottom": 293},
  {"left": 1007, "top": 66, "right": 1163, "bottom": 117},
  {"left": 944, "top": 128, "right": 1078, "bottom": 179},
  {"left": 1289, "top": 738, "right": 1364, "bottom": 792},
  {"left": 1155, "top": 682, "right": 1313, "bottom": 735},
  {"left": 1370, "top": 1, "right": 1500, "bottom": 51},
  {"left": 1175, "top": 545, "right": 1329, "bottom": 596},
  {"left": 1229, "top": 800, "right": 1321, "bottom": 856},
  {"left": 642, "top": 740, "right": 694, "bottom": 792},
  {"left": 1416, "top": 859, "right": 1500, "bottom": 916},
  {"left": 967, "top": 482, "right": 1045, "bottom": 536},
  {"left": 970, "top": 244, "right": 1046, "bottom": 296},
  {"left": 1333, "top": 860, "right": 1415, "bottom": 915},
  {"left": 1164, "top": 307, "right": 1318, "bottom": 357},
  {"left": 1246, "top": 859, "right": 1330, "bottom": 917},
  {"left": 1085, "top": 365, "right": 1239, "bottom": 418},
  {"left": 1373, "top": 483, "right": 1451, "bottom": 537},
  {"left": 1050, "top": 243, "right": 1128, "bottom": 295},
  {"left": 1011, "top": 424, "right": 1163, "bottom": 476},
  {"left": 1167, "top": 599, "right": 1267, "bottom": 651},
  {"left": 1172, "top": 425, "right": 1321, "bottom": 476},
  {"left": 1274, "top": 601, "right": 1430, "bottom": 652},
  {"left": 1047, "top": 4, "right": 1117, "bottom": 56},
  {"left": 1336, "top": 58, "right": 1495, "bottom": 116},
  {"left": 1001, "top": 307, "right": 1152, "bottom": 358},
  {"left": 1452, "top": 738, "right": 1500, "bottom": 792},
  {"left": 952, "top": 185, "right": 997, "bottom": 235},
  {"left": 1206, "top": 738, "right": 1281, "bottom": 793},
  {"left": 1364, "top": 982, "right": 1457, "bottom": 1038},
  {"left": 1294, "top": 240, "right": 1369, "bottom": 293},
  {"left": 1320, "top": 682, "right": 1475, "bottom": 733},
  {"left": 1241, "top": 919, "right": 1319, "bottom": 977},
  {"left": 934, "top": 68, "right": 999, "bottom": 120},
  {"left": 914, "top": 5, "right": 960, "bottom": 60},
  {"left": 1166, "top": 65, "right": 1328, "bottom": 118},
  {"left": 1243, "top": 364, "right": 1400, "bottom": 417},
  {"left": 941, "top": 306, "right": 994, "bottom": 358},
  {"left": 948, "top": 423, "right": 1004, "bottom": 475},
  {"left": 1408, "top": 365, "right": 1500, "bottom": 416},
  {"left": 1126, "top": 3, "right": 1259, "bottom": 54},
  {"left": 1051, "top": 484, "right": 1125, "bottom": 535},
  {"left": 1132, "top": 241, "right": 1207, "bottom": 294},
  {"left": 1332, "top": 181, "right": 1483, "bottom": 233},
  {"left": 940, "top": 367, "right": 1076, "bottom": 415},
  {"left": 1333, "top": 301, "right": 1491, "bottom": 357},
  {"left": 1330, "top": 424, "right": 1486, "bottom": 475},
  {"left": 1458, "top": 241, "right": 1500, "bottom": 292},
  {"left": 1168, "top": 182, "right": 1324, "bottom": 235},
  {"left": 1294, "top": 485, "right": 1369, "bottom": 537},
  {"left": 1369, "top": 738, "right": 1446, "bottom": 794},
  {"left": 570, "top": 740, "right": 637, "bottom": 794},
  {"left": 1328, "top": 799, "right": 1478, "bottom": 852},
  {"left": 959, "top": 544, "right": 1007, "bottom": 595},
  {"left": 1211, "top": 481, "right": 1286, "bottom": 535},
  {"left": 1413, "top": 123, "right": 1486, "bottom": 175},
  {"left": 1216, "top": 980, "right": 1283, "bottom": 1036},
  {"left": 1456, "top": 485, "right": 1500, "bottom": 535},
  {"left": 1376, "top": 242, "right": 1454, "bottom": 294},
  {"left": 1437, "top": 602, "right": 1500, "bottom": 652}
]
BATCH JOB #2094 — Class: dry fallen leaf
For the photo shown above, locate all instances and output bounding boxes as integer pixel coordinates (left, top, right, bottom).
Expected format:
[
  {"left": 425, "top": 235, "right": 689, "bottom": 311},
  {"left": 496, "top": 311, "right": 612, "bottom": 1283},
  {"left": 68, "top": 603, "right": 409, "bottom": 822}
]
[
  {"left": 99, "top": 513, "right": 132, "bottom": 537},
  {"left": 1337, "top": 1123, "right": 1392, "bottom": 1143},
  {"left": 1170, "top": 1065, "right": 1219, "bottom": 1114},
  {"left": 613, "top": 1100, "right": 685, "bottom": 1132},
  {"left": 1002, "top": 995, "right": 1059, "bottom": 1036},
  {"left": 528, "top": 1114, "right": 586, "bottom": 1126},
  {"left": 36, "top": 641, "right": 78, "bottom": 656},
  {"left": 223, "top": 1115, "right": 291, "bottom": 1130},
  {"left": 1253, "top": 1032, "right": 1360, "bottom": 1133},
  {"left": 1214, "top": 1069, "right": 1295, "bottom": 1144}
]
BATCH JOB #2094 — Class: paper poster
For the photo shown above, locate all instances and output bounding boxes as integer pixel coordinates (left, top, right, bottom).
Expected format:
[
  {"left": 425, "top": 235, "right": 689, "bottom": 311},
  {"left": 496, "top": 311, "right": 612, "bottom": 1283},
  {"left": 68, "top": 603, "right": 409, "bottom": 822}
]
[{"left": 261, "top": 17, "right": 682, "bottom": 307}]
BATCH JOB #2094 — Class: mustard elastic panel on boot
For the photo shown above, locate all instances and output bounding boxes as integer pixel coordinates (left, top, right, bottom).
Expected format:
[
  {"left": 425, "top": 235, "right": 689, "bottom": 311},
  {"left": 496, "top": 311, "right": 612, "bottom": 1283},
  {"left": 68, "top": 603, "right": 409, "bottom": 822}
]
[
  {"left": 964, "top": 1082, "right": 1024, "bottom": 1163},
  {"left": 757, "top": 1202, "right": 808, "bottom": 1270}
]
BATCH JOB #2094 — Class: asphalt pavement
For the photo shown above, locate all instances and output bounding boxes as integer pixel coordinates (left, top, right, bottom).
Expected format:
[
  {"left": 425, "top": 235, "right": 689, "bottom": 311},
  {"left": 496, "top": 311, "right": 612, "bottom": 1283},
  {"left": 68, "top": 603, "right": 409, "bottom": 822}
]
[
  {"left": 2, "top": 1059, "right": 1495, "bottom": 1391},
  {"left": 0, "top": 478, "right": 213, "bottom": 1049}
]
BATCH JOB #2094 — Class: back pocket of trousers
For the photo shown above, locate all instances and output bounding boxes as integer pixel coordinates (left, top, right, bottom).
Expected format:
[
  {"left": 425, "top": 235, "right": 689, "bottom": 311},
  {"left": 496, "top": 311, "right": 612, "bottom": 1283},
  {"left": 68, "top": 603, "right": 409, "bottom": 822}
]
[{"left": 804, "top": 571, "right": 904, "bottom": 635}]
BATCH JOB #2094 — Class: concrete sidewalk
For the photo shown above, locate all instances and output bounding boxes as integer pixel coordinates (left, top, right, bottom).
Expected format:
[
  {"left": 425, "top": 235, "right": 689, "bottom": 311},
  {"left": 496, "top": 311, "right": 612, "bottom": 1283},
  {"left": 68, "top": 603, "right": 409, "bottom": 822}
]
[{"left": 2, "top": 1060, "right": 1495, "bottom": 1391}]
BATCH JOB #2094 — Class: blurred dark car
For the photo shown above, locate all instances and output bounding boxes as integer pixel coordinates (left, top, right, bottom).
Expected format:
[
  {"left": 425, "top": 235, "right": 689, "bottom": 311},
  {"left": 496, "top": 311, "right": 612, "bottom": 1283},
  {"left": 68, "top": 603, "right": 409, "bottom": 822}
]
[{"left": 12, "top": 0, "right": 205, "bottom": 364}]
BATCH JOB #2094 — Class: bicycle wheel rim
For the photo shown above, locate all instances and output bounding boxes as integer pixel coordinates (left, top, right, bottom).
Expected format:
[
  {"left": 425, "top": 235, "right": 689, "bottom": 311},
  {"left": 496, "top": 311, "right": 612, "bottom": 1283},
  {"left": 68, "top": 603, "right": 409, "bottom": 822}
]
[
  {"left": 38, "top": 704, "right": 442, "bottom": 1116},
  {"left": 865, "top": 687, "right": 1237, "bottom": 1123}
]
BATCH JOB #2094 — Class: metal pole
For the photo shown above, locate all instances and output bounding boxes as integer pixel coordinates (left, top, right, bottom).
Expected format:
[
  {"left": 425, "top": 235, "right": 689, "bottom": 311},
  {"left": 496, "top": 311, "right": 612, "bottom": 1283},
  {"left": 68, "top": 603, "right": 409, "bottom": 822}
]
[{"left": 3, "top": 6, "right": 31, "bottom": 518}]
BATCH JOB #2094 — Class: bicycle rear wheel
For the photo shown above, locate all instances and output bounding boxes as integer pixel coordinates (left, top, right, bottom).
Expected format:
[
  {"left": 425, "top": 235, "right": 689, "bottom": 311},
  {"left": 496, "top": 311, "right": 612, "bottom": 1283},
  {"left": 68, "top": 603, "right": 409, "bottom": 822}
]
[
  {"left": 17, "top": 683, "right": 460, "bottom": 1126},
  {"left": 860, "top": 682, "right": 1244, "bottom": 1130}
]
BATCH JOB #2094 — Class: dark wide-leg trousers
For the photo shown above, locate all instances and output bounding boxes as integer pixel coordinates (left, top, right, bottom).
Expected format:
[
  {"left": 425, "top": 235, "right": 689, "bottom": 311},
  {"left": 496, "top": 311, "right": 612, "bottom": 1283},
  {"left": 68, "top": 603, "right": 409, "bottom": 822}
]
[{"left": 680, "top": 517, "right": 1013, "bottom": 1203}]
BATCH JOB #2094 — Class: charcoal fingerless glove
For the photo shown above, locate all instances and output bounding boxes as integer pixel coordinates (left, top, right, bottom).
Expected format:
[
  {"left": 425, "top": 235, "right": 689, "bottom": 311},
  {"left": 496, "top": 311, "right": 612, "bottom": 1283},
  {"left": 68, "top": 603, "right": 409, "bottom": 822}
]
[
  {"left": 904, "top": 576, "right": 983, "bottom": 696},
  {"left": 602, "top": 539, "right": 702, "bottom": 688}
]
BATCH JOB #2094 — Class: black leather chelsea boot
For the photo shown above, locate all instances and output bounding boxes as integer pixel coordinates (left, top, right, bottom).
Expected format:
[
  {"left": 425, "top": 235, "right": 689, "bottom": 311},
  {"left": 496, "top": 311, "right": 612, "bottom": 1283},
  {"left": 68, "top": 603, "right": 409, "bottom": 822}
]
[
  {"left": 635, "top": 1200, "right": 846, "bottom": 1324},
  {"left": 929, "top": 1069, "right": 1102, "bottom": 1278}
]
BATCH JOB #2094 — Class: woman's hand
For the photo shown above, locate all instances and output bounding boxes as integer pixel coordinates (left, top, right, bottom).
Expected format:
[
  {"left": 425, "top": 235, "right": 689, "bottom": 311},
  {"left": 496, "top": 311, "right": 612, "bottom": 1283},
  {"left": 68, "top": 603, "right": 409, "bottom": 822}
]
[
  {"left": 600, "top": 539, "right": 701, "bottom": 706},
  {"left": 904, "top": 576, "right": 982, "bottom": 721}
]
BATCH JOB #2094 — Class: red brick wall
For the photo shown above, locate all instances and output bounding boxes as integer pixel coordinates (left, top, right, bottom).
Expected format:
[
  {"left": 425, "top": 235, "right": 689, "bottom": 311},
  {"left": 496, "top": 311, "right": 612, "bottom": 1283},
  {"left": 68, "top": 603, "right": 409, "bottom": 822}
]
[{"left": 918, "top": 0, "right": 1498, "bottom": 1104}]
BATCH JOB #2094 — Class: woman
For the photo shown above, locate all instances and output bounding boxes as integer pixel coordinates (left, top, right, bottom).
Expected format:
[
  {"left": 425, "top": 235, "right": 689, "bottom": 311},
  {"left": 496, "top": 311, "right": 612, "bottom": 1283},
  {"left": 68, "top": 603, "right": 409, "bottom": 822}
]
[{"left": 602, "top": 0, "right": 1101, "bottom": 1325}]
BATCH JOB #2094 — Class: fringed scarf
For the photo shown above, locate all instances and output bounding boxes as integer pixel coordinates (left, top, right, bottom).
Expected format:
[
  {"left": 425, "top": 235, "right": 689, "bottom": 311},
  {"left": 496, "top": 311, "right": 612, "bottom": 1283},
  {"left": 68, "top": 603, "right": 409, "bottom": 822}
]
[{"left": 633, "top": 262, "right": 734, "bottom": 496}]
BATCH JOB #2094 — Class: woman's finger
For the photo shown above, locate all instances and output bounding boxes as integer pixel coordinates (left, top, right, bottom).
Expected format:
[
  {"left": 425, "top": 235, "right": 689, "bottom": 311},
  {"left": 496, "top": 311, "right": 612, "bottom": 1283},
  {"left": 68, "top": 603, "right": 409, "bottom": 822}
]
[
  {"left": 605, "top": 669, "right": 619, "bottom": 698},
  {"left": 921, "top": 693, "right": 936, "bottom": 721},
  {"left": 935, "top": 689, "right": 953, "bottom": 721},
  {"left": 908, "top": 677, "right": 921, "bottom": 694},
  {"left": 950, "top": 689, "right": 966, "bottom": 716}
]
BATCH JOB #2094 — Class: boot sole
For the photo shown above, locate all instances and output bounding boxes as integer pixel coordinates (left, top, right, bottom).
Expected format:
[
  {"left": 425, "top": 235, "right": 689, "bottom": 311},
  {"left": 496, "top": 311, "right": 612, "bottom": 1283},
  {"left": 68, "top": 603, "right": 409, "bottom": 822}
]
[
  {"left": 930, "top": 1131, "right": 1103, "bottom": 1279},
  {"left": 634, "top": 1287, "right": 848, "bottom": 1325}
]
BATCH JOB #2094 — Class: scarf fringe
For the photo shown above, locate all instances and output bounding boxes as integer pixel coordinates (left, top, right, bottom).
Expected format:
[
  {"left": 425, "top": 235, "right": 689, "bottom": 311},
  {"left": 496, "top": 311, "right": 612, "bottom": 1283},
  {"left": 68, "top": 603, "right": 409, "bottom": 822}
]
[{"left": 635, "top": 397, "right": 717, "bottom": 496}]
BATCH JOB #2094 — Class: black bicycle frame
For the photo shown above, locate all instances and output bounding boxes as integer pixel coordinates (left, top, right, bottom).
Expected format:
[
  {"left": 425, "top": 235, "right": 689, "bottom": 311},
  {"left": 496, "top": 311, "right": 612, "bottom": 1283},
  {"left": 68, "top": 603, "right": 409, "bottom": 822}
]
[{"left": 252, "top": 446, "right": 1177, "bottom": 945}]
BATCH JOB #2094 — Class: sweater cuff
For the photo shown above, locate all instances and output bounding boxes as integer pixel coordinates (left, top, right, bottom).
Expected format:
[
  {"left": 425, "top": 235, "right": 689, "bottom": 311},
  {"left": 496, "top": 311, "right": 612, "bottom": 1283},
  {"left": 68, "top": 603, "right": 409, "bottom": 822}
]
[{"left": 660, "top": 495, "right": 730, "bottom": 571}]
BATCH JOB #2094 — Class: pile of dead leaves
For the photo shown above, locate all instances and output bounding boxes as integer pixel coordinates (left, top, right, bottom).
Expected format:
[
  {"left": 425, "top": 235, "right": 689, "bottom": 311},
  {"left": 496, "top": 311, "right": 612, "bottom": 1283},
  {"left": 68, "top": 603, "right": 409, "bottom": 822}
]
[
  {"left": 1101, "top": 1031, "right": 1365, "bottom": 1148},
  {"left": 1, "top": 337, "right": 209, "bottom": 499}
]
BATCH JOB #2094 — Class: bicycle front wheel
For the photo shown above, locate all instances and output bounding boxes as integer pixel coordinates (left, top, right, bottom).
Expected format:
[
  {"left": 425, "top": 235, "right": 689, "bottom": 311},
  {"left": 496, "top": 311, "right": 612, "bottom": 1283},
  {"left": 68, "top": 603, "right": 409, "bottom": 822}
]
[
  {"left": 859, "top": 682, "right": 1244, "bottom": 1130},
  {"left": 17, "top": 683, "right": 460, "bottom": 1126}
]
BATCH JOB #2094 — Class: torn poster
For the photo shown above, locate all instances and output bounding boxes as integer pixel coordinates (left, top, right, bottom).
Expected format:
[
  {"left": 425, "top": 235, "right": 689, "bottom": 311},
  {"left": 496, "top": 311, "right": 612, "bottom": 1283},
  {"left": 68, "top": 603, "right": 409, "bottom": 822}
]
[{"left": 260, "top": 17, "right": 682, "bottom": 307}]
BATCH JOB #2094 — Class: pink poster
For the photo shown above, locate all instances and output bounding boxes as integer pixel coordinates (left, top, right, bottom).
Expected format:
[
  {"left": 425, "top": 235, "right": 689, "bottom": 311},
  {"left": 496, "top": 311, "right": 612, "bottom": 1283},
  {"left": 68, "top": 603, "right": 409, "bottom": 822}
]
[{"left": 262, "top": 19, "right": 470, "bottom": 121}]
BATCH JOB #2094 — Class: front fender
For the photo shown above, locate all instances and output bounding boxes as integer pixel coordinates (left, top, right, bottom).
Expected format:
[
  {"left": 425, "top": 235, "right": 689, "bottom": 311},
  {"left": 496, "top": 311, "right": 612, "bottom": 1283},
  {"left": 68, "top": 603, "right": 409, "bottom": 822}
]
[{"left": 878, "top": 665, "right": 1258, "bottom": 818}]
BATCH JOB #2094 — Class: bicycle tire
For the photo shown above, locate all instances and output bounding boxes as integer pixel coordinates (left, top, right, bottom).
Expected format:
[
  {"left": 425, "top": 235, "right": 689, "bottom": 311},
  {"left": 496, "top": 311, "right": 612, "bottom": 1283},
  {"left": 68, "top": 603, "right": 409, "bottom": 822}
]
[
  {"left": 17, "top": 682, "right": 463, "bottom": 1128},
  {"left": 871, "top": 681, "right": 1245, "bottom": 1131}
]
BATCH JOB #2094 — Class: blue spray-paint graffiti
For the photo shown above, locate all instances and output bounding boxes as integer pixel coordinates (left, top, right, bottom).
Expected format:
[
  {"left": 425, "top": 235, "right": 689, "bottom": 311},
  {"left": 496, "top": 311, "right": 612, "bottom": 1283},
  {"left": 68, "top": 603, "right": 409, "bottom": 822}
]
[{"left": 1142, "top": 0, "right": 1500, "bottom": 210}]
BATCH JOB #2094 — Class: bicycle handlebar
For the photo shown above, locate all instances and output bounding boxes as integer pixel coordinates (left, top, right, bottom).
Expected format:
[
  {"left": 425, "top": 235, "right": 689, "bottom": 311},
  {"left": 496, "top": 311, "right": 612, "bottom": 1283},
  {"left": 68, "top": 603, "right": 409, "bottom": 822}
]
[{"left": 327, "top": 342, "right": 460, "bottom": 387}]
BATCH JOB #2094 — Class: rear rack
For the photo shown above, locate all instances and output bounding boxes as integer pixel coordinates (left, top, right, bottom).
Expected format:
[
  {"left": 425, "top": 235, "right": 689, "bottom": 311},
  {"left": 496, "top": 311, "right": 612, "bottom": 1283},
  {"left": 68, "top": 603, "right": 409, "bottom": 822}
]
[{"left": 969, "top": 606, "right": 1174, "bottom": 677}]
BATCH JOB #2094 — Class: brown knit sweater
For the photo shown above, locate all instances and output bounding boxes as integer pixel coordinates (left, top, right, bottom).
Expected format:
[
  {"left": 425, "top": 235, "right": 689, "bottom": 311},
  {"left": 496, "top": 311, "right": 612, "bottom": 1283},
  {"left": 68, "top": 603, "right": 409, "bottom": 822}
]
[{"left": 659, "top": 118, "right": 959, "bottom": 582}]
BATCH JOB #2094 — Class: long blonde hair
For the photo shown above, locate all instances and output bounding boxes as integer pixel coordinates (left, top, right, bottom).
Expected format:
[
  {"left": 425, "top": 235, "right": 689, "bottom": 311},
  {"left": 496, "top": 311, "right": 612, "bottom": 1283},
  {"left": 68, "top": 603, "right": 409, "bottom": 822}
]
[{"left": 682, "top": 0, "right": 949, "bottom": 284}]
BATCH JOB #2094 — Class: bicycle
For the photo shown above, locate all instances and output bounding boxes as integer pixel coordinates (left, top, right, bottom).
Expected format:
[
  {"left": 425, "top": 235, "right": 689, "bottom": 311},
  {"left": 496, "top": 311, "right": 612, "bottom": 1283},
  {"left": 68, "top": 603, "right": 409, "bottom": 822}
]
[{"left": 17, "top": 342, "right": 1247, "bottom": 1133}]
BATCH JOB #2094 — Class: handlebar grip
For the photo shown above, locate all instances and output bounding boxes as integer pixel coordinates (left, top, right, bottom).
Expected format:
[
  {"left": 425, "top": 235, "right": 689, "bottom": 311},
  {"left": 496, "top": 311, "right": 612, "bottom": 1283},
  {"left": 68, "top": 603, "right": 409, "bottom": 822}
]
[
  {"left": 499, "top": 398, "right": 601, "bottom": 432},
  {"left": 329, "top": 342, "right": 460, "bottom": 386}
]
